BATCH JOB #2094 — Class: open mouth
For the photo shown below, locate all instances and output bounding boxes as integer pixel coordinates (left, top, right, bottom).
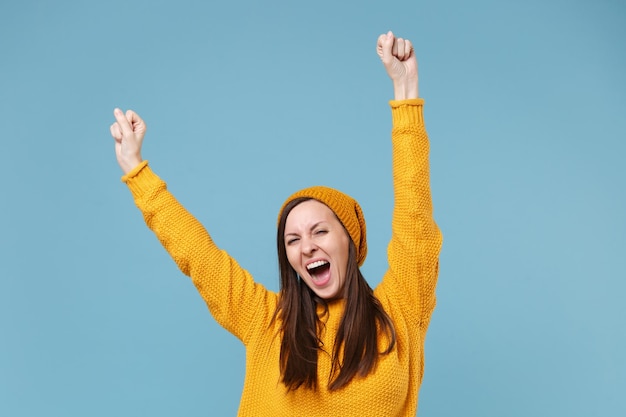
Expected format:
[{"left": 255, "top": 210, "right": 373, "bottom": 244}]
[{"left": 306, "top": 260, "right": 331, "bottom": 281}]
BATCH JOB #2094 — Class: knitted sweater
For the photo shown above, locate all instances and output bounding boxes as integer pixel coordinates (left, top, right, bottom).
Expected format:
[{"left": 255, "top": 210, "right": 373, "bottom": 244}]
[{"left": 123, "top": 99, "right": 442, "bottom": 416}]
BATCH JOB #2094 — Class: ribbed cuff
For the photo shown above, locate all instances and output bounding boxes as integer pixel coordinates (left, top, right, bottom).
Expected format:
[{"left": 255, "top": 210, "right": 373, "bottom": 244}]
[
  {"left": 121, "top": 160, "right": 163, "bottom": 198},
  {"left": 389, "top": 98, "right": 425, "bottom": 127}
]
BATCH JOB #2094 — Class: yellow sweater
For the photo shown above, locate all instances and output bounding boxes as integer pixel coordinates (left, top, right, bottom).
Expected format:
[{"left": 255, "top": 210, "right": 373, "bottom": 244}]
[{"left": 123, "top": 99, "right": 442, "bottom": 416}]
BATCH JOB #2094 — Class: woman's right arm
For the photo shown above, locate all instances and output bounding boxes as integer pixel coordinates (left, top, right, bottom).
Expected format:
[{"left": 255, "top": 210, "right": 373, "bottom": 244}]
[{"left": 110, "top": 110, "right": 273, "bottom": 344}]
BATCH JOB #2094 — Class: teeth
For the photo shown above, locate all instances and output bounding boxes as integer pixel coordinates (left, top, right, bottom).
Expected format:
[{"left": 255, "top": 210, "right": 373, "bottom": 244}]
[{"left": 307, "top": 260, "right": 329, "bottom": 270}]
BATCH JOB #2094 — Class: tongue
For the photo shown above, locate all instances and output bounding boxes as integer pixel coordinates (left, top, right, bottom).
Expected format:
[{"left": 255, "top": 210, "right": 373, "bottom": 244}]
[{"left": 310, "top": 264, "right": 331, "bottom": 286}]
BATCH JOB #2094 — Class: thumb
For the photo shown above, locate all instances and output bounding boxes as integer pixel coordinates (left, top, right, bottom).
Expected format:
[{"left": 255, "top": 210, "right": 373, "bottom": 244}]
[
  {"left": 377, "top": 31, "right": 395, "bottom": 63},
  {"left": 114, "top": 108, "right": 134, "bottom": 137}
]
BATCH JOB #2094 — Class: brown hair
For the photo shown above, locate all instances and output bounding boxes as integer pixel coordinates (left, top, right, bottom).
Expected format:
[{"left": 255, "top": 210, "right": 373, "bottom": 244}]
[{"left": 273, "top": 197, "right": 396, "bottom": 391}]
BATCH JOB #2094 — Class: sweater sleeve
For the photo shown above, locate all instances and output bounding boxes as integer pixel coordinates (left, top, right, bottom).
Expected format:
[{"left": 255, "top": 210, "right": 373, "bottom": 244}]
[
  {"left": 122, "top": 161, "right": 273, "bottom": 344},
  {"left": 380, "top": 99, "right": 443, "bottom": 329}
]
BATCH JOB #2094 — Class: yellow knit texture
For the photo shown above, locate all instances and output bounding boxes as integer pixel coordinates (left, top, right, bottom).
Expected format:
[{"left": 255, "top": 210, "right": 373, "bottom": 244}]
[{"left": 123, "top": 99, "right": 442, "bottom": 416}]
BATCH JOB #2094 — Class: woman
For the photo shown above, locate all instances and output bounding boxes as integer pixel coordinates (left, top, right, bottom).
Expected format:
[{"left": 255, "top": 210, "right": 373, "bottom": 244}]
[{"left": 110, "top": 31, "right": 442, "bottom": 416}]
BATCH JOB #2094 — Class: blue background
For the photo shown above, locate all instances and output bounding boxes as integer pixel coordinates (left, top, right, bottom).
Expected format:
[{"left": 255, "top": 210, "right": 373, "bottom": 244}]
[{"left": 1, "top": 0, "right": 624, "bottom": 416}]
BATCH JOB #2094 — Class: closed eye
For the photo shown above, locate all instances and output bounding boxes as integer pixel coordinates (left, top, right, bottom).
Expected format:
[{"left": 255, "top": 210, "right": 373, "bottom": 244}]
[{"left": 286, "top": 237, "right": 299, "bottom": 245}]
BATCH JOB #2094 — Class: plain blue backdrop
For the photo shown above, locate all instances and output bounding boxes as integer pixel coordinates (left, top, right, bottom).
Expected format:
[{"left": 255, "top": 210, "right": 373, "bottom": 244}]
[{"left": 1, "top": 0, "right": 624, "bottom": 416}]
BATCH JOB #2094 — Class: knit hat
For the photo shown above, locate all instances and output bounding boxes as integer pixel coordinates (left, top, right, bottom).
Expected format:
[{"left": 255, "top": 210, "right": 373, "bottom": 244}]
[{"left": 279, "top": 186, "right": 367, "bottom": 266}]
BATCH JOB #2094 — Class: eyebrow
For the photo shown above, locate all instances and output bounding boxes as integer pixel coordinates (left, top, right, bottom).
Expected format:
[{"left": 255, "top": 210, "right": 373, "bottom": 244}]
[{"left": 284, "top": 221, "right": 327, "bottom": 238}]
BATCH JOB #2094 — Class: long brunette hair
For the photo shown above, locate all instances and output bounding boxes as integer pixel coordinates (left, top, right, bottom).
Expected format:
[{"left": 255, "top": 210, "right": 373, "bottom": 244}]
[{"left": 273, "top": 197, "right": 396, "bottom": 391}]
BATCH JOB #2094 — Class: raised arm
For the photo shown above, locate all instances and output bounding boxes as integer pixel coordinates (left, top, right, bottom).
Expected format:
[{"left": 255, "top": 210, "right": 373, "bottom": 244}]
[
  {"left": 109, "top": 110, "right": 273, "bottom": 343},
  {"left": 377, "top": 32, "right": 443, "bottom": 328}
]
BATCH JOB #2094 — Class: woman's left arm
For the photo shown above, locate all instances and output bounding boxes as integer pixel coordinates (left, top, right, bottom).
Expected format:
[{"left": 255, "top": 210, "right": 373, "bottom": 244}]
[{"left": 377, "top": 32, "right": 443, "bottom": 328}]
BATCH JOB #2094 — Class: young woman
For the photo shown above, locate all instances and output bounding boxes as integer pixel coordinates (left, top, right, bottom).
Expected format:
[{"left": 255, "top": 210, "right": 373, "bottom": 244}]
[{"left": 110, "top": 31, "right": 442, "bottom": 416}]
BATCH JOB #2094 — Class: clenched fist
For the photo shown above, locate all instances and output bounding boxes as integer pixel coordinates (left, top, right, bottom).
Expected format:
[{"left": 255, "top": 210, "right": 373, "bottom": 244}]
[
  {"left": 110, "top": 108, "right": 146, "bottom": 174},
  {"left": 377, "top": 31, "right": 418, "bottom": 100}
]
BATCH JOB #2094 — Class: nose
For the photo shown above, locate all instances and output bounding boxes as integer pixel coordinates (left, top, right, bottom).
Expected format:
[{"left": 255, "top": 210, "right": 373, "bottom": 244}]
[{"left": 301, "top": 236, "right": 318, "bottom": 256}]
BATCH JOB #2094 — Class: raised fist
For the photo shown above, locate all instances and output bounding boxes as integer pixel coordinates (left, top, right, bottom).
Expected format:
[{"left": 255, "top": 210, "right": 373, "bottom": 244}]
[
  {"left": 110, "top": 108, "right": 146, "bottom": 174},
  {"left": 377, "top": 31, "right": 418, "bottom": 99}
]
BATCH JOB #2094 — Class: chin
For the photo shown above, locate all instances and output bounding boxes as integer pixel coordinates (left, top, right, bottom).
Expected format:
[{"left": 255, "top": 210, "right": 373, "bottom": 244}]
[{"left": 316, "top": 287, "right": 341, "bottom": 301}]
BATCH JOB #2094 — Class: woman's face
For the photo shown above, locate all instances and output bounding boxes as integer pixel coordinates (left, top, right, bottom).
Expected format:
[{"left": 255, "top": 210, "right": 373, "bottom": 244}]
[{"left": 284, "top": 200, "right": 350, "bottom": 300}]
